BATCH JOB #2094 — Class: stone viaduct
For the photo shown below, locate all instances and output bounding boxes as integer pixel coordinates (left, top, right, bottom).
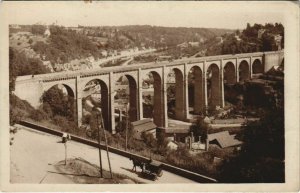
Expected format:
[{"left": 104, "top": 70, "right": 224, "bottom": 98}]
[{"left": 14, "top": 50, "right": 284, "bottom": 134}]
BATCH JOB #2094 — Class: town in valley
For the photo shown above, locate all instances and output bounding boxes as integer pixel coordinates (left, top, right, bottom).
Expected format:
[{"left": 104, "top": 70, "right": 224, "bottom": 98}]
[{"left": 9, "top": 20, "right": 284, "bottom": 184}]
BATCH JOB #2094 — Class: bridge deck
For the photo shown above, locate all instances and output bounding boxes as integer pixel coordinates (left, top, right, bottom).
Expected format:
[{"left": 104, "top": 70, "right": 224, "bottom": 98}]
[{"left": 15, "top": 51, "right": 282, "bottom": 83}]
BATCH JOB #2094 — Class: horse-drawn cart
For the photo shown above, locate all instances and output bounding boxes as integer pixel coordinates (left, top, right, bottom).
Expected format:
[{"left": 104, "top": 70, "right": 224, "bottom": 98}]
[
  {"left": 142, "top": 160, "right": 163, "bottom": 180},
  {"left": 130, "top": 157, "right": 163, "bottom": 181}
]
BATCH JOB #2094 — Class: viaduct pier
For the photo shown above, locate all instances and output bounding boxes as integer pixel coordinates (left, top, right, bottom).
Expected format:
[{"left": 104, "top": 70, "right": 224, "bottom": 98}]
[{"left": 14, "top": 51, "right": 284, "bottom": 134}]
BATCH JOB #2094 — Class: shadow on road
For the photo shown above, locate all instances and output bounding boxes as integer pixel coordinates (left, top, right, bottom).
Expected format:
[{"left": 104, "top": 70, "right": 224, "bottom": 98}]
[
  {"left": 47, "top": 170, "right": 100, "bottom": 178},
  {"left": 121, "top": 167, "right": 153, "bottom": 180}
]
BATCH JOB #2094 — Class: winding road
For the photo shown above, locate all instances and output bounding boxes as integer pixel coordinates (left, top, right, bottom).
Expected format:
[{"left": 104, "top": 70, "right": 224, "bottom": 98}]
[{"left": 10, "top": 125, "right": 197, "bottom": 184}]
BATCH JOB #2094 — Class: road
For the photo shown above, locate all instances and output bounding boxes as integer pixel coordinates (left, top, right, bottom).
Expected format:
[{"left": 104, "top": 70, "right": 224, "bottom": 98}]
[
  {"left": 10, "top": 125, "right": 196, "bottom": 184},
  {"left": 92, "top": 49, "right": 156, "bottom": 68}
]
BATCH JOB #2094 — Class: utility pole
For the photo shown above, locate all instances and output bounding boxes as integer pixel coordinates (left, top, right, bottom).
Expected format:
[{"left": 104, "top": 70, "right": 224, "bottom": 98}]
[
  {"left": 125, "top": 105, "right": 128, "bottom": 151},
  {"left": 95, "top": 110, "right": 103, "bottom": 178},
  {"left": 64, "top": 142, "right": 67, "bottom": 165},
  {"left": 99, "top": 109, "right": 113, "bottom": 179},
  {"left": 95, "top": 107, "right": 113, "bottom": 179}
]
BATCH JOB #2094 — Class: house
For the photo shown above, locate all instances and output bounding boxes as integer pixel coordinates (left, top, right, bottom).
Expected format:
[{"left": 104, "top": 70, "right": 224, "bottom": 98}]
[
  {"left": 216, "top": 36, "right": 223, "bottom": 44},
  {"left": 235, "top": 35, "right": 242, "bottom": 41},
  {"left": 274, "top": 34, "right": 282, "bottom": 50},
  {"left": 188, "top": 42, "right": 200, "bottom": 47},
  {"left": 167, "top": 140, "right": 179, "bottom": 150},
  {"left": 191, "top": 142, "right": 206, "bottom": 150},
  {"left": 158, "top": 127, "right": 190, "bottom": 143},
  {"left": 258, "top": 29, "right": 266, "bottom": 39},
  {"left": 44, "top": 26, "right": 51, "bottom": 37},
  {"left": 131, "top": 118, "right": 157, "bottom": 140},
  {"left": 177, "top": 42, "right": 188, "bottom": 49},
  {"left": 10, "top": 24, "right": 21, "bottom": 29},
  {"left": 207, "top": 131, "right": 243, "bottom": 149},
  {"left": 101, "top": 50, "right": 108, "bottom": 57},
  {"left": 91, "top": 91, "right": 101, "bottom": 102}
]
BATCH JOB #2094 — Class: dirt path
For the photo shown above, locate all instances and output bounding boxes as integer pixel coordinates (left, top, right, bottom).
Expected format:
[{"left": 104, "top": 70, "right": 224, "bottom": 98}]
[{"left": 10, "top": 125, "right": 196, "bottom": 184}]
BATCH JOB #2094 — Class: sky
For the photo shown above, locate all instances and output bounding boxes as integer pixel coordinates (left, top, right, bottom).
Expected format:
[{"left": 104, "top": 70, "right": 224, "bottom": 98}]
[{"left": 4, "top": 1, "right": 286, "bottom": 30}]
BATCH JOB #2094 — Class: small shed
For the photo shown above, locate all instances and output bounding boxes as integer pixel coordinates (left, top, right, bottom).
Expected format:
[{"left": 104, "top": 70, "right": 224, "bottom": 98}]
[
  {"left": 164, "top": 127, "right": 190, "bottom": 142},
  {"left": 207, "top": 131, "right": 243, "bottom": 148},
  {"left": 131, "top": 118, "right": 157, "bottom": 140}
]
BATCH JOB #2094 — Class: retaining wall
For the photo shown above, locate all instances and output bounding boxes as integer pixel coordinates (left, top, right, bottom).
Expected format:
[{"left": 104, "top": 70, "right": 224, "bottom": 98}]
[{"left": 19, "top": 120, "right": 217, "bottom": 183}]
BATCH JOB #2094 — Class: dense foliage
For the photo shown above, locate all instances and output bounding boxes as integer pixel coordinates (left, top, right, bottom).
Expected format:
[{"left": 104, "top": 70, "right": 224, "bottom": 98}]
[
  {"left": 32, "top": 26, "right": 102, "bottom": 65},
  {"left": 27, "top": 25, "right": 233, "bottom": 65},
  {"left": 206, "top": 23, "right": 284, "bottom": 56},
  {"left": 218, "top": 81, "right": 284, "bottom": 182},
  {"left": 190, "top": 117, "right": 210, "bottom": 143},
  {"left": 116, "top": 25, "right": 231, "bottom": 48},
  {"left": 9, "top": 48, "right": 50, "bottom": 92},
  {"left": 31, "top": 25, "right": 47, "bottom": 35},
  {"left": 41, "top": 85, "right": 75, "bottom": 121}
]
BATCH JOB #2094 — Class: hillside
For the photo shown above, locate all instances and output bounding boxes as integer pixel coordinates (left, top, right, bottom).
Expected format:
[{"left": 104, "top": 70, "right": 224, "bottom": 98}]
[
  {"left": 204, "top": 23, "right": 284, "bottom": 56},
  {"left": 9, "top": 24, "right": 234, "bottom": 73}
]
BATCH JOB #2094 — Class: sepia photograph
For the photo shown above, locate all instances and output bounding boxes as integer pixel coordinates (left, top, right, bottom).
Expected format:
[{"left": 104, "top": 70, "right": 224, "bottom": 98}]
[{"left": 0, "top": 1, "right": 299, "bottom": 192}]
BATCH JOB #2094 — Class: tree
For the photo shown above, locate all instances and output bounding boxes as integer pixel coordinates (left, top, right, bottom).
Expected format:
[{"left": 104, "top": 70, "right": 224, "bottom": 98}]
[
  {"left": 9, "top": 47, "right": 18, "bottom": 93},
  {"left": 41, "top": 86, "right": 74, "bottom": 120},
  {"left": 218, "top": 89, "right": 284, "bottom": 182},
  {"left": 31, "top": 25, "right": 46, "bottom": 35},
  {"left": 190, "top": 117, "right": 210, "bottom": 143},
  {"left": 156, "top": 130, "right": 169, "bottom": 155},
  {"left": 141, "top": 132, "right": 157, "bottom": 148}
]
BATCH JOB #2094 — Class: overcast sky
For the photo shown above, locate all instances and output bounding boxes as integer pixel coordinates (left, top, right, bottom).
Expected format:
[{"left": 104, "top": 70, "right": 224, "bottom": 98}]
[{"left": 5, "top": 1, "right": 286, "bottom": 30}]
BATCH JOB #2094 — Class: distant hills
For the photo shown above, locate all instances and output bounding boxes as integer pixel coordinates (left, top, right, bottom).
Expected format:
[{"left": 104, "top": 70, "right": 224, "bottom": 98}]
[{"left": 9, "top": 23, "right": 283, "bottom": 77}]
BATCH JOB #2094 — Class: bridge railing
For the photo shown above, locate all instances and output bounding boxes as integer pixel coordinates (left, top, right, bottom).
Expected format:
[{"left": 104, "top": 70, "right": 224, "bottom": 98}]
[{"left": 15, "top": 50, "right": 283, "bottom": 83}]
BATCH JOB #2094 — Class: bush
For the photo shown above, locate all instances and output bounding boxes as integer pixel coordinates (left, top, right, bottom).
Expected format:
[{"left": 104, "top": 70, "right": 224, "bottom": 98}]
[
  {"left": 141, "top": 132, "right": 157, "bottom": 148},
  {"left": 53, "top": 115, "right": 78, "bottom": 133},
  {"left": 190, "top": 117, "right": 210, "bottom": 143},
  {"left": 10, "top": 108, "right": 24, "bottom": 125},
  {"left": 165, "top": 147, "right": 217, "bottom": 177},
  {"left": 31, "top": 25, "right": 46, "bottom": 35},
  {"left": 9, "top": 94, "right": 35, "bottom": 125},
  {"left": 29, "top": 109, "right": 48, "bottom": 121},
  {"left": 9, "top": 47, "right": 50, "bottom": 77}
]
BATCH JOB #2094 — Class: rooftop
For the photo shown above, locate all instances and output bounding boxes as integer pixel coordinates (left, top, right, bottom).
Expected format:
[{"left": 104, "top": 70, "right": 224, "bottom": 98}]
[{"left": 208, "top": 131, "right": 243, "bottom": 148}]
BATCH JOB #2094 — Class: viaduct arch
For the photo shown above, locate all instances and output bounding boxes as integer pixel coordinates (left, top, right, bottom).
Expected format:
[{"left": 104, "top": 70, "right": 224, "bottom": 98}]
[{"left": 14, "top": 50, "right": 284, "bottom": 134}]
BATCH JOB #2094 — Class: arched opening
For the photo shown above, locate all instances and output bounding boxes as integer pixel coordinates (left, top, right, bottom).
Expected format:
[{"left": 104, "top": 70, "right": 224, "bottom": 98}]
[
  {"left": 188, "top": 66, "right": 204, "bottom": 116},
  {"left": 239, "top": 60, "right": 250, "bottom": 82},
  {"left": 142, "top": 71, "right": 164, "bottom": 127},
  {"left": 114, "top": 74, "right": 138, "bottom": 132},
  {"left": 41, "top": 84, "right": 76, "bottom": 122},
  {"left": 167, "top": 68, "right": 185, "bottom": 121},
  {"left": 224, "top": 62, "right": 236, "bottom": 85},
  {"left": 252, "top": 59, "right": 264, "bottom": 74},
  {"left": 81, "top": 79, "right": 109, "bottom": 131},
  {"left": 223, "top": 62, "right": 236, "bottom": 104},
  {"left": 207, "top": 64, "right": 221, "bottom": 109}
]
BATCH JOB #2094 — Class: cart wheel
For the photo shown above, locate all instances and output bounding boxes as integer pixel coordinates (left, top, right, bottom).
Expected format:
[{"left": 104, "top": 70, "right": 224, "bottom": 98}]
[{"left": 158, "top": 170, "right": 163, "bottom": 177}]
